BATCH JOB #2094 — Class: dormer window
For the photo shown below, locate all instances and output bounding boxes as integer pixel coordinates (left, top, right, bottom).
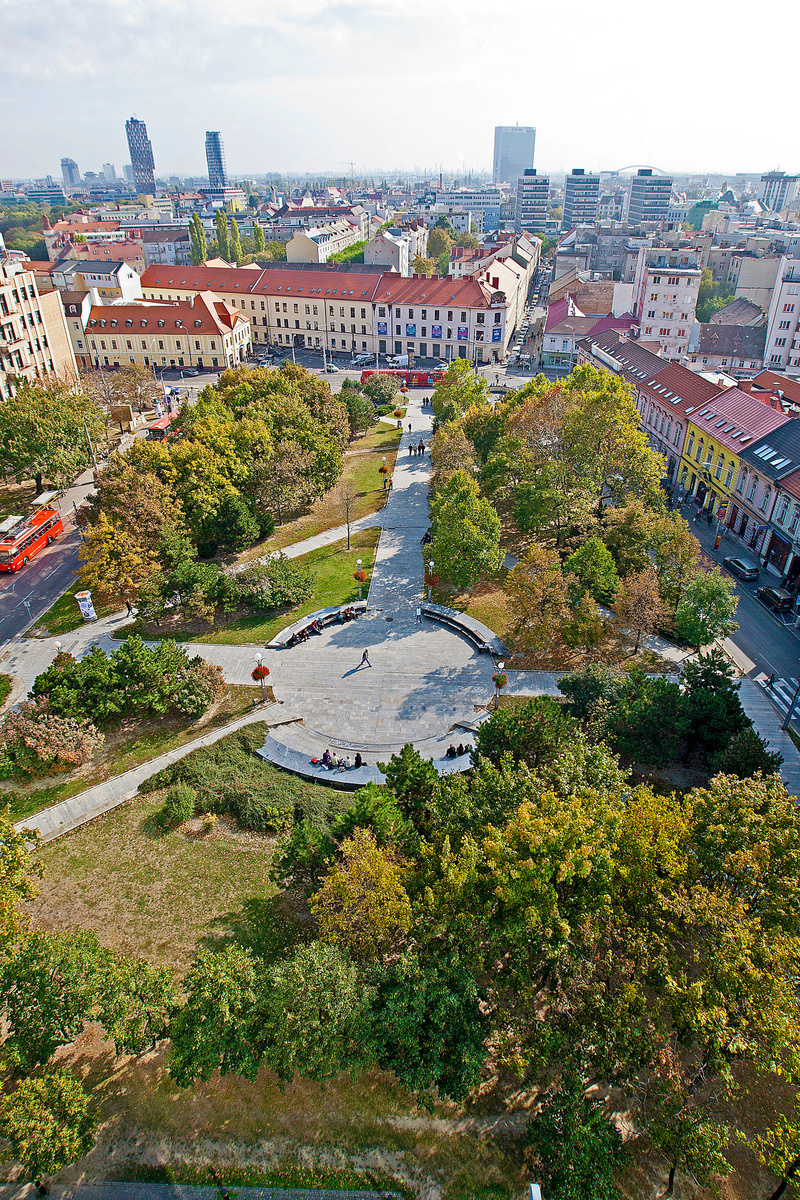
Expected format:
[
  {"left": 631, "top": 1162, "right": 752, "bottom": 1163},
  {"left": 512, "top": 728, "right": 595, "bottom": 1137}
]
[
  {"left": 140, "top": 319, "right": 148, "bottom": 328},
  {"left": 157, "top": 319, "right": 165, "bottom": 328},
  {"left": 125, "top": 319, "right": 133, "bottom": 327},
  {"left": 194, "top": 320, "right": 202, "bottom": 328}
]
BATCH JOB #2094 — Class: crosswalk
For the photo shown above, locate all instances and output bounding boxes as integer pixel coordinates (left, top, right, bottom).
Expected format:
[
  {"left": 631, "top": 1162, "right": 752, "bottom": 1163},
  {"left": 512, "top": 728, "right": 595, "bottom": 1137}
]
[{"left": 758, "top": 675, "right": 800, "bottom": 722}]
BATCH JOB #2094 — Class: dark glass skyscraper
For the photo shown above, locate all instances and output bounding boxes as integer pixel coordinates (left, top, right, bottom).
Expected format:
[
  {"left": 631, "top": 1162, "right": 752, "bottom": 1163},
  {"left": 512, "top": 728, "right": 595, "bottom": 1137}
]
[
  {"left": 205, "top": 131, "right": 227, "bottom": 189},
  {"left": 125, "top": 117, "right": 155, "bottom": 194}
]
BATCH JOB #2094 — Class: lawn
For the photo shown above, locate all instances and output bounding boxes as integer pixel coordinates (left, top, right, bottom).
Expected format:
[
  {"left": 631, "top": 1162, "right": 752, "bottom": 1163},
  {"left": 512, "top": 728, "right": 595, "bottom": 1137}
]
[
  {"left": 1, "top": 685, "right": 263, "bottom": 822},
  {"left": 167, "top": 526, "right": 381, "bottom": 646},
  {"left": 28, "top": 580, "right": 115, "bottom": 638},
  {"left": 238, "top": 424, "right": 401, "bottom": 558}
]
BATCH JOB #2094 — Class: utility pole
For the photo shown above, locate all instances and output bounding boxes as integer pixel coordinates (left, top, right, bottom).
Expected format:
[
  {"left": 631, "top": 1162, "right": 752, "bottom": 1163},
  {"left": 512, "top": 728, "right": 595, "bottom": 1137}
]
[{"left": 83, "top": 418, "right": 98, "bottom": 472}]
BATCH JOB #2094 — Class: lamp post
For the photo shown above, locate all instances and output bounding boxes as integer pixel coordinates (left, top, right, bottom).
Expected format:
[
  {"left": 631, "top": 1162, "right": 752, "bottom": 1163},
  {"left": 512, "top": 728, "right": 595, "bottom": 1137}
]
[
  {"left": 253, "top": 652, "right": 268, "bottom": 702},
  {"left": 356, "top": 559, "right": 363, "bottom": 601},
  {"left": 494, "top": 660, "right": 505, "bottom": 709},
  {"left": 428, "top": 558, "right": 434, "bottom": 601},
  {"left": 54, "top": 641, "right": 62, "bottom": 660},
  {"left": 381, "top": 455, "right": 388, "bottom": 489}
]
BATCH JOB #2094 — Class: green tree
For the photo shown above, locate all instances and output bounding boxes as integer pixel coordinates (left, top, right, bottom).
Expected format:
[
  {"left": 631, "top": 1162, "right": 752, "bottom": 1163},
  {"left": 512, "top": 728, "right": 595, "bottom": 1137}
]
[
  {"left": 309, "top": 827, "right": 412, "bottom": 961},
  {"left": 0, "top": 1070, "right": 97, "bottom": 1185},
  {"left": 412, "top": 254, "right": 437, "bottom": 277},
  {"left": 266, "top": 239, "right": 287, "bottom": 261},
  {"left": 613, "top": 566, "right": 665, "bottom": 651},
  {"left": 262, "top": 941, "right": 372, "bottom": 1083},
  {"left": 189, "top": 213, "right": 207, "bottom": 265},
  {"left": 99, "top": 956, "right": 177, "bottom": 1055},
  {"left": 362, "top": 373, "right": 398, "bottom": 405},
  {"left": 525, "top": 1083, "right": 624, "bottom": 1200},
  {"left": 253, "top": 223, "right": 266, "bottom": 254},
  {"left": 474, "top": 696, "right": 578, "bottom": 770},
  {"left": 215, "top": 210, "right": 230, "bottom": 262},
  {"left": 378, "top": 744, "right": 440, "bottom": 825},
  {"left": 229, "top": 217, "right": 242, "bottom": 265},
  {"left": 212, "top": 491, "right": 259, "bottom": 550},
  {"left": 370, "top": 953, "right": 488, "bottom": 1099},
  {"left": 342, "top": 387, "right": 376, "bottom": 438},
  {"left": 672, "top": 567, "right": 738, "bottom": 650},
  {"left": 78, "top": 511, "right": 158, "bottom": 603},
  {"left": 456, "top": 231, "right": 479, "bottom": 249},
  {"left": 506, "top": 542, "right": 569, "bottom": 652},
  {"left": 0, "top": 817, "right": 40, "bottom": 947},
  {"left": 428, "top": 227, "right": 452, "bottom": 260},
  {"left": 564, "top": 536, "right": 619, "bottom": 603},
  {"left": 0, "top": 384, "right": 105, "bottom": 491},
  {"left": 430, "top": 468, "right": 503, "bottom": 588},
  {"left": 169, "top": 945, "right": 264, "bottom": 1085},
  {"left": 431, "top": 358, "right": 489, "bottom": 422},
  {"left": 696, "top": 267, "right": 734, "bottom": 322}
]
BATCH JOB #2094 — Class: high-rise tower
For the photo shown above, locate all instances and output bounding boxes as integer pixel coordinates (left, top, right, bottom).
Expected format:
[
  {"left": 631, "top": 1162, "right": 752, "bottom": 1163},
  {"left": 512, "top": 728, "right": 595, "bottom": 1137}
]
[
  {"left": 125, "top": 117, "right": 156, "bottom": 194},
  {"left": 205, "top": 131, "right": 227, "bottom": 189},
  {"left": 60, "top": 158, "right": 80, "bottom": 188},
  {"left": 493, "top": 125, "right": 535, "bottom": 185}
]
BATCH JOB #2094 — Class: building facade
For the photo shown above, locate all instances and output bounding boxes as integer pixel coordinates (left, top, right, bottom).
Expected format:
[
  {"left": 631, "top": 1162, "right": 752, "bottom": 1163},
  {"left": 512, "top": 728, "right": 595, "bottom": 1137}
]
[
  {"left": 627, "top": 169, "right": 672, "bottom": 225},
  {"left": 763, "top": 257, "right": 800, "bottom": 374},
  {"left": 0, "top": 257, "right": 77, "bottom": 399},
  {"left": 760, "top": 172, "right": 799, "bottom": 213},
  {"left": 493, "top": 125, "right": 536, "bottom": 185},
  {"left": 125, "top": 117, "right": 156, "bottom": 195},
  {"left": 79, "top": 291, "right": 249, "bottom": 373},
  {"left": 205, "top": 132, "right": 227, "bottom": 189},
  {"left": 561, "top": 170, "right": 599, "bottom": 231},
  {"left": 61, "top": 158, "right": 80, "bottom": 188},
  {"left": 515, "top": 170, "right": 549, "bottom": 234},
  {"left": 632, "top": 246, "right": 702, "bottom": 359},
  {"left": 50, "top": 260, "right": 143, "bottom": 302}
]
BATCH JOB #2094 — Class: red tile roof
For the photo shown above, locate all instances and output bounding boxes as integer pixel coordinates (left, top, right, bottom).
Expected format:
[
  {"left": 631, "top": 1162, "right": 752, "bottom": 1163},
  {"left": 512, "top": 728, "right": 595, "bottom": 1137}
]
[
  {"left": 749, "top": 370, "right": 800, "bottom": 407},
  {"left": 681, "top": 385, "right": 791, "bottom": 452},
  {"left": 86, "top": 291, "right": 246, "bottom": 337}
]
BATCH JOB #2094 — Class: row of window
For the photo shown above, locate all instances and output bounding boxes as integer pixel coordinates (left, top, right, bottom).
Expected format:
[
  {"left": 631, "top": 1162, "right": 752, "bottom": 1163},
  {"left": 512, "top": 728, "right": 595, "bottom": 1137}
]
[{"left": 91, "top": 337, "right": 219, "bottom": 351}]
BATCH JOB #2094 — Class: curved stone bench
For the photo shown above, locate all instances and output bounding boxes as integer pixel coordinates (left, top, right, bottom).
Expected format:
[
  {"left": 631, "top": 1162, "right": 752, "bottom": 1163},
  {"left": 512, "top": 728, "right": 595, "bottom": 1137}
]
[
  {"left": 268, "top": 599, "right": 367, "bottom": 649},
  {"left": 256, "top": 733, "right": 473, "bottom": 791},
  {"left": 421, "top": 602, "right": 507, "bottom": 656}
]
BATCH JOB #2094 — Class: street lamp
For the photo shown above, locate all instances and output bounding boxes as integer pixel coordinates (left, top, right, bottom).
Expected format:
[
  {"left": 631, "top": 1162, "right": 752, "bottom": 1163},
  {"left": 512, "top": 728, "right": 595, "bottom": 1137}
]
[
  {"left": 381, "top": 455, "right": 388, "bottom": 490},
  {"left": 356, "top": 558, "right": 363, "bottom": 601},
  {"left": 252, "top": 652, "right": 268, "bottom": 702},
  {"left": 427, "top": 558, "right": 434, "bottom": 601},
  {"left": 494, "top": 660, "right": 505, "bottom": 709}
]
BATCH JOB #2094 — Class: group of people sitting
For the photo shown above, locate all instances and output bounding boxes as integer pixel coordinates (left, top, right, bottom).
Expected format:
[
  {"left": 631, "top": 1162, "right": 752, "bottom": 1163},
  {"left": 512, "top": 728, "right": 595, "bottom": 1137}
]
[
  {"left": 445, "top": 744, "right": 470, "bottom": 758},
  {"left": 287, "top": 607, "right": 359, "bottom": 646},
  {"left": 315, "top": 748, "right": 365, "bottom": 771}
]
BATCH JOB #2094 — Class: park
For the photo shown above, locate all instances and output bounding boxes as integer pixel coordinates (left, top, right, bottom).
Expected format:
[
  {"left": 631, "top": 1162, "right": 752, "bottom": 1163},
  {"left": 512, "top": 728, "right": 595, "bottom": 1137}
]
[{"left": 1, "top": 361, "right": 800, "bottom": 1200}]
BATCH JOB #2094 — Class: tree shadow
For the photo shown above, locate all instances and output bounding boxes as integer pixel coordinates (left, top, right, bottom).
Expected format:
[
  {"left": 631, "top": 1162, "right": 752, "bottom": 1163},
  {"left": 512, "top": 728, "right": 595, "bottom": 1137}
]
[{"left": 201, "top": 892, "right": 311, "bottom": 963}]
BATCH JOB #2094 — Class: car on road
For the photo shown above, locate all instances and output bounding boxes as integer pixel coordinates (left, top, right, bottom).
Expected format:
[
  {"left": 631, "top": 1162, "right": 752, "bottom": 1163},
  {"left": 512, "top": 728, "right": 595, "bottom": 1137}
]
[
  {"left": 723, "top": 555, "right": 760, "bottom": 581},
  {"left": 258, "top": 359, "right": 270, "bottom": 368},
  {"left": 756, "top": 585, "right": 794, "bottom": 613},
  {"left": 322, "top": 363, "right": 340, "bottom": 372},
  {"left": 350, "top": 354, "right": 372, "bottom": 367},
  {"left": 181, "top": 367, "right": 199, "bottom": 377}
]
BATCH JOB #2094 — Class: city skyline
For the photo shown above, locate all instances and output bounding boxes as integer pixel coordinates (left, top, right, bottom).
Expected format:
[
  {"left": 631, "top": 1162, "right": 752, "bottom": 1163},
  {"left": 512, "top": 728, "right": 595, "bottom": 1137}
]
[{"left": 2, "top": 0, "right": 799, "bottom": 179}]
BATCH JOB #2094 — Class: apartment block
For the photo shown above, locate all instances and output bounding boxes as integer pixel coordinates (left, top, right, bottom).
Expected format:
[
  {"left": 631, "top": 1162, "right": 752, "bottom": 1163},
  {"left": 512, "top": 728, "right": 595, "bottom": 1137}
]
[
  {"left": 763, "top": 257, "right": 800, "bottom": 373},
  {"left": 627, "top": 169, "right": 672, "bottom": 225},
  {"left": 561, "top": 169, "right": 599, "bottom": 231},
  {"left": 0, "top": 257, "right": 77, "bottom": 399},
  {"left": 514, "top": 170, "right": 549, "bottom": 234},
  {"left": 632, "top": 246, "right": 702, "bottom": 359}
]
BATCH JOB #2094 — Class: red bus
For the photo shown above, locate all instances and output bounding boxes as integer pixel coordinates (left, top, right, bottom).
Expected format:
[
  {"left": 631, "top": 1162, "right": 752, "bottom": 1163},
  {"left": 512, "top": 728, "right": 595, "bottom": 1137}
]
[
  {"left": 360, "top": 368, "right": 445, "bottom": 388},
  {"left": 146, "top": 414, "right": 174, "bottom": 441},
  {"left": 0, "top": 506, "right": 63, "bottom": 573}
]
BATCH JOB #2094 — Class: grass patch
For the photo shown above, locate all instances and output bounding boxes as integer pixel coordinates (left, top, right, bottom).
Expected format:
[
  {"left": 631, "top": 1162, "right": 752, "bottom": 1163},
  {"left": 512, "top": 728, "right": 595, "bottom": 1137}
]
[
  {"left": 0, "top": 673, "right": 11, "bottom": 708},
  {"left": 1, "top": 685, "right": 263, "bottom": 823},
  {"left": 239, "top": 425, "right": 401, "bottom": 557},
  {"left": 28, "top": 580, "right": 115, "bottom": 638},
  {"left": 126, "top": 1161, "right": 412, "bottom": 1194},
  {"left": 169, "top": 526, "right": 381, "bottom": 646}
]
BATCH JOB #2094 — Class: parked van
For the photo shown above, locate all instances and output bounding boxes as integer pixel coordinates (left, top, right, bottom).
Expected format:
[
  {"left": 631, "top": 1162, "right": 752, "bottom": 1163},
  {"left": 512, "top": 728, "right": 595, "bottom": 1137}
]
[
  {"left": 350, "top": 354, "right": 372, "bottom": 367},
  {"left": 387, "top": 354, "right": 410, "bottom": 368}
]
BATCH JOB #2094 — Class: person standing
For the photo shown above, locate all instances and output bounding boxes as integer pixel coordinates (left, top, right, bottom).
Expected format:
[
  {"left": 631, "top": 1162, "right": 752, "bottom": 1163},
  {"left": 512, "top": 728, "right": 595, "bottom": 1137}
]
[{"left": 415, "top": 605, "right": 422, "bottom": 623}]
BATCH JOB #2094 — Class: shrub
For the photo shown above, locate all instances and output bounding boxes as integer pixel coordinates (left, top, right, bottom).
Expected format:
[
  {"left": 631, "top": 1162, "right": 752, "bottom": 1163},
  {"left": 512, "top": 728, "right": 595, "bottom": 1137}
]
[
  {"left": 160, "top": 783, "right": 196, "bottom": 827},
  {"left": 0, "top": 701, "right": 104, "bottom": 777},
  {"left": 236, "top": 555, "right": 315, "bottom": 612},
  {"left": 376, "top": 404, "right": 395, "bottom": 416},
  {"left": 362, "top": 374, "right": 398, "bottom": 405},
  {"left": 0, "top": 673, "right": 12, "bottom": 708},
  {"left": 475, "top": 696, "right": 577, "bottom": 769}
]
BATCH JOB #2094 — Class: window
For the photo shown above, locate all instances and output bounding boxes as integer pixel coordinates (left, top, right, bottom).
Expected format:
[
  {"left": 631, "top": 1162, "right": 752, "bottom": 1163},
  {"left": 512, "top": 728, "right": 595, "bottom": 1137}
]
[
  {"left": 447, "top": 311, "right": 453, "bottom": 321},
  {"left": 694, "top": 437, "right": 703, "bottom": 463},
  {"left": 647, "top": 310, "right": 656, "bottom": 318},
  {"left": 784, "top": 303, "right": 796, "bottom": 312},
  {"left": 777, "top": 496, "right": 790, "bottom": 524},
  {"left": 715, "top": 453, "right": 724, "bottom": 480},
  {"left": 378, "top": 306, "right": 386, "bottom": 317},
  {"left": 760, "top": 487, "right": 771, "bottom": 513},
  {"left": 775, "top": 338, "right": 787, "bottom": 347},
  {"left": 660, "top": 328, "right": 670, "bottom": 336},
  {"left": 434, "top": 310, "right": 440, "bottom": 320},
  {"left": 748, "top": 476, "right": 757, "bottom": 501},
  {"left": 779, "top": 320, "right": 792, "bottom": 330},
  {"left": 339, "top": 307, "right": 345, "bottom": 317},
  {"left": 790, "top": 506, "right": 800, "bottom": 534}
]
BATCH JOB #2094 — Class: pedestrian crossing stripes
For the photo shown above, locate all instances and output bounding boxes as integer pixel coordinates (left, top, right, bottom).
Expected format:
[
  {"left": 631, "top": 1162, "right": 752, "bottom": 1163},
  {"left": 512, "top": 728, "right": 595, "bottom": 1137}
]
[{"left": 757, "top": 674, "right": 800, "bottom": 722}]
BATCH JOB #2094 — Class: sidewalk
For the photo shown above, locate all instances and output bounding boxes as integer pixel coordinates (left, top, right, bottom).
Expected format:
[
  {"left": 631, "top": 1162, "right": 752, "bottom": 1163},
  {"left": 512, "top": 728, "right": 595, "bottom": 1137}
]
[{"left": 14, "top": 702, "right": 297, "bottom": 843}]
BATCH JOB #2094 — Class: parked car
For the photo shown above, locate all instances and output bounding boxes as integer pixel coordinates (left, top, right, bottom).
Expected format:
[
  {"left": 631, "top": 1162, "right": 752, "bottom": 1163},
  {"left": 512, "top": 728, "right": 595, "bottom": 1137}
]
[
  {"left": 756, "top": 585, "right": 794, "bottom": 613},
  {"left": 322, "top": 363, "right": 340, "bottom": 373},
  {"left": 723, "top": 555, "right": 760, "bottom": 581},
  {"left": 181, "top": 367, "right": 199, "bottom": 377}
]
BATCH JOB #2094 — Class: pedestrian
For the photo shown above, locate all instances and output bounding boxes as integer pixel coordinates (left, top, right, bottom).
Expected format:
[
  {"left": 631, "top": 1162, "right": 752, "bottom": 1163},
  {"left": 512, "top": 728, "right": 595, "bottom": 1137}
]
[
  {"left": 125, "top": 599, "right": 134, "bottom": 617},
  {"left": 360, "top": 649, "right": 372, "bottom": 668},
  {"left": 415, "top": 605, "right": 422, "bottom": 623},
  {"left": 418, "top": 440, "right": 425, "bottom": 455},
  {"left": 408, "top": 422, "right": 412, "bottom": 432},
  {"left": 768, "top": 673, "right": 776, "bottom": 687},
  {"left": 706, "top": 509, "right": 713, "bottom": 526}
]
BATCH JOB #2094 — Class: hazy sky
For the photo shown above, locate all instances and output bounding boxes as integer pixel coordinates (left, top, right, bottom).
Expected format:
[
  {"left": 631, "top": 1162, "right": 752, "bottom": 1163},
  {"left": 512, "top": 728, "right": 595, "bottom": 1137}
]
[{"left": 3, "top": 0, "right": 798, "bottom": 180}]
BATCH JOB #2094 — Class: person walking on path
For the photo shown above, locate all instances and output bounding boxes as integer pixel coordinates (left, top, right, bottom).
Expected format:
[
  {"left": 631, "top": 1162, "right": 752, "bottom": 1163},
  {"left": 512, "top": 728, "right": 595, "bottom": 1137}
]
[
  {"left": 360, "top": 649, "right": 372, "bottom": 668},
  {"left": 387, "top": 478, "right": 393, "bottom": 492},
  {"left": 418, "top": 439, "right": 425, "bottom": 455},
  {"left": 415, "top": 605, "right": 422, "bottom": 623},
  {"left": 408, "top": 422, "right": 412, "bottom": 432}
]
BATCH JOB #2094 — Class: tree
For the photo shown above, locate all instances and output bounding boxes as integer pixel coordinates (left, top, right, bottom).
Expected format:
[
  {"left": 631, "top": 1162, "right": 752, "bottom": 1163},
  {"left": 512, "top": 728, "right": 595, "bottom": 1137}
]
[
  {"left": 82, "top": 363, "right": 162, "bottom": 415},
  {"left": 362, "top": 372, "right": 398, "bottom": 405},
  {"left": 189, "top": 213, "right": 207, "bottom": 265},
  {"left": 0, "top": 1070, "right": 97, "bottom": 1184},
  {"left": 342, "top": 388, "right": 376, "bottom": 439},
  {"left": 98, "top": 956, "right": 177, "bottom": 1055},
  {"left": 229, "top": 217, "right": 242, "bottom": 265},
  {"left": 431, "top": 359, "right": 489, "bottom": 423},
  {"left": 430, "top": 423, "right": 477, "bottom": 486},
  {"left": 696, "top": 267, "right": 734, "bottom": 323},
  {"left": 0, "top": 384, "right": 105, "bottom": 491},
  {"left": 81, "top": 457, "right": 182, "bottom": 559},
  {"left": 412, "top": 254, "right": 437, "bottom": 277},
  {"left": 378, "top": 744, "right": 440, "bottom": 825},
  {"left": 564, "top": 536, "right": 619, "bottom": 604},
  {"left": 474, "top": 696, "right": 577, "bottom": 770},
  {"left": 78, "top": 511, "right": 158, "bottom": 603},
  {"left": 430, "top": 468, "right": 503, "bottom": 589},
  {"left": 169, "top": 945, "right": 264, "bottom": 1085},
  {"left": 370, "top": 953, "right": 488, "bottom": 1099},
  {"left": 525, "top": 1083, "right": 624, "bottom": 1200},
  {"left": 266, "top": 239, "right": 287, "bottom": 261},
  {"left": 253, "top": 223, "right": 266, "bottom": 254},
  {"left": 215, "top": 209, "right": 229, "bottom": 262},
  {"left": 457, "top": 231, "right": 479, "bottom": 249},
  {"left": 614, "top": 567, "right": 665, "bottom": 651},
  {"left": 672, "top": 567, "right": 738, "bottom": 650},
  {"left": 710, "top": 727, "right": 783, "bottom": 778},
  {"left": 212, "top": 492, "right": 260, "bottom": 550},
  {"left": 506, "top": 543, "right": 569, "bottom": 652},
  {"left": 427, "top": 227, "right": 452, "bottom": 260},
  {"left": 262, "top": 942, "right": 372, "bottom": 1083},
  {"left": 0, "top": 817, "right": 41, "bottom": 947},
  {"left": 309, "top": 827, "right": 412, "bottom": 961}
]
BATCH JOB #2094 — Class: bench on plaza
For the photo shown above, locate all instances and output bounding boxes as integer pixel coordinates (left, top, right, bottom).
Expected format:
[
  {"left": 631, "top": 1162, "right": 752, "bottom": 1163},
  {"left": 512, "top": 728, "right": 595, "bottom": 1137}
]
[
  {"left": 256, "top": 733, "right": 474, "bottom": 791},
  {"left": 421, "top": 602, "right": 507, "bottom": 656},
  {"left": 268, "top": 599, "right": 368, "bottom": 649}
]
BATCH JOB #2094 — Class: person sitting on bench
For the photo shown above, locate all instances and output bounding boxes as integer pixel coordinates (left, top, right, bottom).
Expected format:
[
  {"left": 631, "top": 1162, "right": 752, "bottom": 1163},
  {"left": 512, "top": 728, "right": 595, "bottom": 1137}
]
[
  {"left": 354, "top": 752, "right": 364, "bottom": 768},
  {"left": 321, "top": 748, "right": 332, "bottom": 767},
  {"left": 446, "top": 744, "right": 458, "bottom": 758}
]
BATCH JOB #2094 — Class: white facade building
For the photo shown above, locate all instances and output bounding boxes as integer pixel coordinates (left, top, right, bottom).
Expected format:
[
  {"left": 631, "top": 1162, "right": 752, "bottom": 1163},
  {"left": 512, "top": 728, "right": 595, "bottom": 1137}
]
[
  {"left": 515, "top": 170, "right": 549, "bottom": 233},
  {"left": 493, "top": 125, "right": 536, "bottom": 185},
  {"left": 763, "top": 256, "right": 800, "bottom": 373},
  {"left": 633, "top": 246, "right": 702, "bottom": 359}
]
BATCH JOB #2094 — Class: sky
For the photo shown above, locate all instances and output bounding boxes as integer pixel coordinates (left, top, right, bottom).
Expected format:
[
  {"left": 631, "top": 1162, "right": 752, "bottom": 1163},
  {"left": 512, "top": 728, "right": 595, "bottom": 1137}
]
[{"left": 2, "top": 0, "right": 799, "bottom": 181}]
